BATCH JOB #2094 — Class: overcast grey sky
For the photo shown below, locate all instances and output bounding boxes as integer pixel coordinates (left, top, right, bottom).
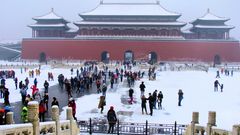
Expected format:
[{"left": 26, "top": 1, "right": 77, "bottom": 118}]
[{"left": 0, "top": 0, "right": 239, "bottom": 42}]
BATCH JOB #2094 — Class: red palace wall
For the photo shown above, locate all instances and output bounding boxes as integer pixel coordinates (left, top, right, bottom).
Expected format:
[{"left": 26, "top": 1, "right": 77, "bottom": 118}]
[{"left": 22, "top": 39, "right": 240, "bottom": 62}]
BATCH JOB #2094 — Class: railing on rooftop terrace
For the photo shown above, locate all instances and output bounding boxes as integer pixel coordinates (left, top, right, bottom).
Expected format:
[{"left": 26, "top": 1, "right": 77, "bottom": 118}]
[{"left": 78, "top": 119, "right": 187, "bottom": 135}]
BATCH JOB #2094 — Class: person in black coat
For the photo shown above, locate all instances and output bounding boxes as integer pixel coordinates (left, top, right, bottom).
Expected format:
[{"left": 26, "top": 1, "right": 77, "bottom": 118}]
[
  {"left": 147, "top": 93, "right": 154, "bottom": 116},
  {"left": 157, "top": 91, "right": 163, "bottom": 109},
  {"left": 141, "top": 95, "right": 148, "bottom": 114},
  {"left": 107, "top": 106, "right": 117, "bottom": 134},
  {"left": 139, "top": 81, "right": 146, "bottom": 96},
  {"left": 51, "top": 97, "right": 59, "bottom": 107},
  {"left": 128, "top": 88, "right": 134, "bottom": 104},
  {"left": 4, "top": 88, "right": 10, "bottom": 106},
  {"left": 214, "top": 80, "right": 220, "bottom": 92},
  {"left": 152, "top": 90, "right": 157, "bottom": 109},
  {"left": 178, "top": 89, "right": 184, "bottom": 106},
  {"left": 44, "top": 80, "right": 49, "bottom": 93}
]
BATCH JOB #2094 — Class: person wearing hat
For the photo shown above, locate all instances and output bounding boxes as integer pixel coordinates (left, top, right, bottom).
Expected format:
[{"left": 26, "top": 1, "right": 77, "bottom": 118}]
[
  {"left": 68, "top": 99, "right": 77, "bottom": 120},
  {"left": 107, "top": 106, "right": 117, "bottom": 134}
]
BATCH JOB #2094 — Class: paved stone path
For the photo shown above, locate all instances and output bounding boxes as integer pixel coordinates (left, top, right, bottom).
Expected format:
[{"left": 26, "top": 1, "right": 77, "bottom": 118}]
[
  {"left": 0, "top": 78, "right": 113, "bottom": 123},
  {"left": 0, "top": 83, "right": 99, "bottom": 123}
]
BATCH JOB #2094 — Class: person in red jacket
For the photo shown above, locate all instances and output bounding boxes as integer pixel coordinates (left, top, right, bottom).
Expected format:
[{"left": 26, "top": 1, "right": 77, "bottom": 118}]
[
  {"left": 39, "top": 100, "right": 46, "bottom": 122},
  {"left": 31, "top": 85, "right": 39, "bottom": 99},
  {"left": 68, "top": 99, "right": 77, "bottom": 120}
]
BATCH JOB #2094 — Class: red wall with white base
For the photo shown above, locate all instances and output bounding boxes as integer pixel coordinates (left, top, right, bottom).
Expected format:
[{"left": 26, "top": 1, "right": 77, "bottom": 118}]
[{"left": 22, "top": 39, "right": 240, "bottom": 62}]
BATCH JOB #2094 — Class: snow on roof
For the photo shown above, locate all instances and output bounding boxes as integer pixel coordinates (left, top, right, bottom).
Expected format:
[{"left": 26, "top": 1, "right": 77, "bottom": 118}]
[
  {"left": 29, "top": 24, "right": 66, "bottom": 28},
  {"left": 74, "top": 35, "right": 185, "bottom": 40},
  {"left": 195, "top": 25, "right": 234, "bottom": 29},
  {"left": 33, "top": 8, "right": 65, "bottom": 20},
  {"left": 75, "top": 21, "right": 186, "bottom": 26},
  {"left": 198, "top": 9, "right": 229, "bottom": 21},
  {"left": 80, "top": 1, "right": 180, "bottom": 16},
  {"left": 66, "top": 28, "right": 78, "bottom": 33}
]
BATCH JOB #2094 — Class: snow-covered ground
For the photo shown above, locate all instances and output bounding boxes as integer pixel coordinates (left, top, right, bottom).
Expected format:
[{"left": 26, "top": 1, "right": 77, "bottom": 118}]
[
  {"left": 61, "top": 67, "right": 240, "bottom": 131},
  {"left": 1, "top": 61, "right": 240, "bottom": 131}
]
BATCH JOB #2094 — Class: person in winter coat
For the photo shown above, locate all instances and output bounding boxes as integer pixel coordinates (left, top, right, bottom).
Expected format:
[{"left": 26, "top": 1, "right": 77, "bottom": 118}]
[
  {"left": 157, "top": 91, "right": 163, "bottom": 110},
  {"left": 139, "top": 81, "right": 146, "bottom": 96},
  {"left": 152, "top": 90, "right": 157, "bottom": 109},
  {"left": 102, "top": 83, "right": 107, "bottom": 96},
  {"left": 65, "top": 80, "right": 72, "bottom": 98},
  {"left": 34, "top": 78, "right": 38, "bottom": 87},
  {"left": 43, "top": 92, "right": 49, "bottom": 112},
  {"left": 220, "top": 84, "right": 224, "bottom": 92},
  {"left": 214, "top": 80, "right": 220, "bottom": 92},
  {"left": 141, "top": 95, "right": 148, "bottom": 114},
  {"left": 107, "top": 106, "right": 117, "bottom": 134},
  {"left": 24, "top": 94, "right": 32, "bottom": 106},
  {"left": 21, "top": 106, "right": 28, "bottom": 123},
  {"left": 43, "top": 80, "right": 49, "bottom": 93},
  {"left": 96, "top": 80, "right": 101, "bottom": 93},
  {"left": 178, "top": 89, "right": 184, "bottom": 106},
  {"left": 39, "top": 100, "right": 46, "bottom": 122},
  {"left": 51, "top": 97, "right": 59, "bottom": 107},
  {"left": 31, "top": 85, "right": 39, "bottom": 99},
  {"left": 20, "top": 85, "right": 27, "bottom": 104},
  {"left": 19, "top": 81, "right": 23, "bottom": 90},
  {"left": 128, "top": 88, "right": 134, "bottom": 104},
  {"left": 147, "top": 93, "right": 154, "bottom": 116},
  {"left": 14, "top": 77, "right": 18, "bottom": 89},
  {"left": 98, "top": 95, "right": 106, "bottom": 113},
  {"left": 68, "top": 99, "right": 77, "bottom": 120},
  {"left": 4, "top": 88, "right": 10, "bottom": 106},
  {"left": 25, "top": 77, "right": 29, "bottom": 89}
]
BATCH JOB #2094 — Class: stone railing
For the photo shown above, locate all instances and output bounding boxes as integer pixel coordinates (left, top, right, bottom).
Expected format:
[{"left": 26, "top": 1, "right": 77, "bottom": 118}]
[
  {"left": 0, "top": 101, "right": 79, "bottom": 135},
  {"left": 0, "top": 123, "right": 33, "bottom": 135},
  {"left": 184, "top": 111, "right": 240, "bottom": 135}
]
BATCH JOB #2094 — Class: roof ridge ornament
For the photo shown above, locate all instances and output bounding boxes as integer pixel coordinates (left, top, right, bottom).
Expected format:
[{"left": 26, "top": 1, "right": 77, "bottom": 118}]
[
  {"left": 100, "top": 0, "right": 103, "bottom": 4},
  {"left": 156, "top": 0, "right": 160, "bottom": 4},
  {"left": 51, "top": 8, "right": 54, "bottom": 12}
]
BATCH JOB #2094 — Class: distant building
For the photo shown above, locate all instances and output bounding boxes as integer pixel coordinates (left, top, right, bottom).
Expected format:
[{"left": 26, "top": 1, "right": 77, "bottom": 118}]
[{"left": 22, "top": 0, "right": 240, "bottom": 63}]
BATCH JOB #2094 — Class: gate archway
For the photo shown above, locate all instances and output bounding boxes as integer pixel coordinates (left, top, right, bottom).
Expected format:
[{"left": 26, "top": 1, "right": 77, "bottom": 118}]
[
  {"left": 124, "top": 50, "right": 134, "bottom": 64},
  {"left": 101, "top": 51, "right": 110, "bottom": 63},
  {"left": 149, "top": 52, "right": 158, "bottom": 64},
  {"left": 39, "top": 52, "right": 46, "bottom": 63},
  {"left": 214, "top": 54, "right": 221, "bottom": 66}
]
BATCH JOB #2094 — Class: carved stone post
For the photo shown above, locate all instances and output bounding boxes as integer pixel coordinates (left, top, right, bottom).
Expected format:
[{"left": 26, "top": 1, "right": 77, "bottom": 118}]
[
  {"left": 67, "top": 107, "right": 73, "bottom": 135},
  {"left": 190, "top": 112, "right": 199, "bottom": 135},
  {"left": 28, "top": 101, "right": 39, "bottom": 135},
  {"left": 232, "top": 125, "right": 240, "bottom": 135},
  {"left": 206, "top": 111, "right": 216, "bottom": 135},
  {"left": 6, "top": 112, "right": 14, "bottom": 124},
  {"left": 52, "top": 105, "right": 60, "bottom": 135}
]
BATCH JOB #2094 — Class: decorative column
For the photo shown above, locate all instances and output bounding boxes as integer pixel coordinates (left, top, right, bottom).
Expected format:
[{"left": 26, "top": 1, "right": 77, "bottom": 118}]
[
  {"left": 6, "top": 112, "right": 14, "bottom": 124},
  {"left": 206, "top": 111, "right": 216, "bottom": 135},
  {"left": 52, "top": 105, "right": 60, "bottom": 135},
  {"left": 190, "top": 112, "right": 199, "bottom": 135},
  {"left": 28, "top": 101, "right": 39, "bottom": 135},
  {"left": 66, "top": 107, "right": 80, "bottom": 135},
  {"left": 67, "top": 107, "right": 73, "bottom": 135}
]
